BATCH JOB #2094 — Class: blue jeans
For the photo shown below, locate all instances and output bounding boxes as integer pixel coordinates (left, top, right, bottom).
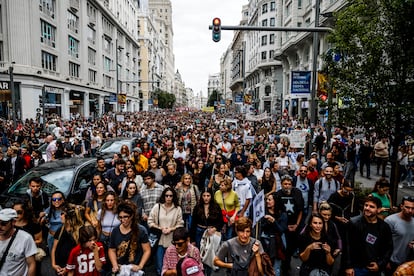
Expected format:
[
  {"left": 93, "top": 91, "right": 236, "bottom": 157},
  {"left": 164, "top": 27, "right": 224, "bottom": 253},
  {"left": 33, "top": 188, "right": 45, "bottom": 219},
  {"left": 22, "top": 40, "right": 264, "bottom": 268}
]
[
  {"left": 353, "top": 267, "right": 381, "bottom": 276},
  {"left": 156, "top": 245, "right": 166, "bottom": 275},
  {"left": 183, "top": 213, "right": 192, "bottom": 231},
  {"left": 274, "top": 259, "right": 282, "bottom": 276},
  {"left": 195, "top": 226, "right": 206, "bottom": 248}
]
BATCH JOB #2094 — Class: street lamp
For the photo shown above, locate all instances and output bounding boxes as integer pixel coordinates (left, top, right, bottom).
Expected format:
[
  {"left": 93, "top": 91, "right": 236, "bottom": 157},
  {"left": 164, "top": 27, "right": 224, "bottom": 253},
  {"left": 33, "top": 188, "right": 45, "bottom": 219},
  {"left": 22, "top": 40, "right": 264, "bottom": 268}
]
[
  {"left": 115, "top": 39, "right": 124, "bottom": 112},
  {"left": 309, "top": 0, "right": 321, "bottom": 154}
]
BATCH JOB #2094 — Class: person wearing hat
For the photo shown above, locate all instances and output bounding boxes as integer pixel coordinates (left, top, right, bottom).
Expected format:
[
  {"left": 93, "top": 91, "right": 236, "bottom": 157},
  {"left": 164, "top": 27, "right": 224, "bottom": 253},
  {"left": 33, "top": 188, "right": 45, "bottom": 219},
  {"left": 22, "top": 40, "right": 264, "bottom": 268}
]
[
  {"left": 0, "top": 208, "right": 37, "bottom": 276},
  {"left": 131, "top": 147, "right": 148, "bottom": 174}
]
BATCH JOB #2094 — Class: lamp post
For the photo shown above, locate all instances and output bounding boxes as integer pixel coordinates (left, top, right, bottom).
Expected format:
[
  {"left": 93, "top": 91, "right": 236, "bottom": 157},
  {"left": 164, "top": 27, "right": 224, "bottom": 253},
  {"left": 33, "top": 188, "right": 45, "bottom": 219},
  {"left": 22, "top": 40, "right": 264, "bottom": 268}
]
[
  {"left": 309, "top": 0, "right": 321, "bottom": 154},
  {"left": 115, "top": 40, "right": 124, "bottom": 113},
  {"left": 9, "top": 65, "right": 17, "bottom": 129}
]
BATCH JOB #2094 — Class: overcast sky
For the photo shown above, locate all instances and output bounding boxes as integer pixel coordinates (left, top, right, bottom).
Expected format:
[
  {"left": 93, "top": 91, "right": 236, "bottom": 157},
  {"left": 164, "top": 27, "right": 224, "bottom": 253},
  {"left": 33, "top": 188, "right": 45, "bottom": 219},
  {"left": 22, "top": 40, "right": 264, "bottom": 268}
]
[{"left": 172, "top": 1, "right": 247, "bottom": 97}]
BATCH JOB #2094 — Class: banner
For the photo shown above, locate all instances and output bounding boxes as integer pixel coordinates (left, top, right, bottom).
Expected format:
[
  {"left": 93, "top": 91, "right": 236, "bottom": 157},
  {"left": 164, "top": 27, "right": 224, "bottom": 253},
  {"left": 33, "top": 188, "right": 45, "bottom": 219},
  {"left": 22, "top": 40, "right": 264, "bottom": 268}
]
[
  {"left": 291, "top": 71, "right": 311, "bottom": 94},
  {"left": 317, "top": 72, "right": 328, "bottom": 97},
  {"left": 246, "top": 111, "right": 271, "bottom": 121}
]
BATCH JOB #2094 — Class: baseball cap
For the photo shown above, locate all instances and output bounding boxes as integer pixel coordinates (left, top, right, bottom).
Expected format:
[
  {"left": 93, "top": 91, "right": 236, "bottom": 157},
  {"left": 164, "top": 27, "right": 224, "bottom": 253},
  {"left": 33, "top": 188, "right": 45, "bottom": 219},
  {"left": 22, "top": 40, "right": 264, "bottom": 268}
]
[
  {"left": 335, "top": 135, "right": 341, "bottom": 139},
  {"left": 311, "top": 152, "right": 318, "bottom": 156},
  {"left": 0, "top": 208, "right": 18, "bottom": 221},
  {"left": 177, "top": 257, "right": 203, "bottom": 276},
  {"left": 133, "top": 147, "right": 142, "bottom": 153}
]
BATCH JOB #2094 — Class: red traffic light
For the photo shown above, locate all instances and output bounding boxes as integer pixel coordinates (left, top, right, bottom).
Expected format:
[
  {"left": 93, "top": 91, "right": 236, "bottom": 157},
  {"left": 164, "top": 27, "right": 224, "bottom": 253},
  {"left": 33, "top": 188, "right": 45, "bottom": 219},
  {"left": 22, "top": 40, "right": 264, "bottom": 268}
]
[
  {"left": 319, "top": 94, "right": 328, "bottom": 102},
  {"left": 212, "top": 18, "right": 221, "bottom": 42}
]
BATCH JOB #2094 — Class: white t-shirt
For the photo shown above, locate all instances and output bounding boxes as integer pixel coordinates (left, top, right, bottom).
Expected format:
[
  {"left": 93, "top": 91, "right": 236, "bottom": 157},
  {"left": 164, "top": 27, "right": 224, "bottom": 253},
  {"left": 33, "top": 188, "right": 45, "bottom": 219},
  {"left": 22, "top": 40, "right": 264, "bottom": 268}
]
[{"left": 0, "top": 229, "right": 37, "bottom": 276}]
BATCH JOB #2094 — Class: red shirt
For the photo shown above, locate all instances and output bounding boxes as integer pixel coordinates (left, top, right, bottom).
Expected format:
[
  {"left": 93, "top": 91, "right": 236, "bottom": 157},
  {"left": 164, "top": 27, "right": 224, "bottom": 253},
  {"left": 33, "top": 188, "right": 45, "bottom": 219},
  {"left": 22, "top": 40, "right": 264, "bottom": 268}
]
[{"left": 66, "top": 242, "right": 106, "bottom": 276}]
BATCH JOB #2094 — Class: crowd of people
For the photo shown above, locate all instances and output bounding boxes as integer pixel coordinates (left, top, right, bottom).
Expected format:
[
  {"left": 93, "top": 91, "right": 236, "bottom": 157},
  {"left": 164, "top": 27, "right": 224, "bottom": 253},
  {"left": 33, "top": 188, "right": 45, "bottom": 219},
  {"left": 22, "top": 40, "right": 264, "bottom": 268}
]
[{"left": 0, "top": 111, "right": 413, "bottom": 276}]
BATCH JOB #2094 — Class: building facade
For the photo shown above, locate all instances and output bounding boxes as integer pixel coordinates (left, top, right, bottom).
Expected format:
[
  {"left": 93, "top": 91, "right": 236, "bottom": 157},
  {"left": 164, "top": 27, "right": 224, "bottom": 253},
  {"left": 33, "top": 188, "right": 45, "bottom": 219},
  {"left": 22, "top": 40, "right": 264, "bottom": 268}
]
[{"left": 0, "top": 0, "right": 176, "bottom": 121}]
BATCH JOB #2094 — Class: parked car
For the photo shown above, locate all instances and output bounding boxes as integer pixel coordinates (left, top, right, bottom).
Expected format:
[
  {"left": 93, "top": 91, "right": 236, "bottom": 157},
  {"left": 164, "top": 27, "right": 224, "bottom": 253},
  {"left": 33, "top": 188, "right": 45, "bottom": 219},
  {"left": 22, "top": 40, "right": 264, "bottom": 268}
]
[{"left": 0, "top": 158, "right": 96, "bottom": 208}]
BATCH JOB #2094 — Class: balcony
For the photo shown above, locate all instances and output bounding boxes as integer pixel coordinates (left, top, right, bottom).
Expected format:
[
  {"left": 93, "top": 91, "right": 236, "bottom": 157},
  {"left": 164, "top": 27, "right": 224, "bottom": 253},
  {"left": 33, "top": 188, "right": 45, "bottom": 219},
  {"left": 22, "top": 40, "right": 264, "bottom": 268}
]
[{"left": 70, "top": 0, "right": 80, "bottom": 12}]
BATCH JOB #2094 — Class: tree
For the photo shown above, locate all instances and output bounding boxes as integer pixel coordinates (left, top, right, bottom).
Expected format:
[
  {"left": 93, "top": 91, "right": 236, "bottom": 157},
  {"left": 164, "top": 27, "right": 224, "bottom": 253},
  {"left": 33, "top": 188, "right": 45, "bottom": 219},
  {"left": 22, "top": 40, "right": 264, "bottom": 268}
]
[
  {"left": 155, "top": 89, "right": 176, "bottom": 109},
  {"left": 207, "top": 90, "right": 221, "bottom": 107},
  {"left": 326, "top": 0, "right": 414, "bottom": 201}
]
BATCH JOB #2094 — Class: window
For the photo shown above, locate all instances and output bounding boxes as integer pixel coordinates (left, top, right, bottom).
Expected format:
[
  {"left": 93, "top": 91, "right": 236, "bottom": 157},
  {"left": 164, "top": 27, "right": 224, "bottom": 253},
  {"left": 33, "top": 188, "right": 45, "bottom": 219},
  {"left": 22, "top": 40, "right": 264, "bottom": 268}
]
[
  {"left": 270, "top": 18, "right": 275, "bottom": 26},
  {"left": 265, "top": 86, "right": 271, "bottom": 96},
  {"left": 103, "top": 56, "right": 111, "bottom": 72},
  {"left": 41, "top": 51, "right": 57, "bottom": 71},
  {"left": 261, "top": 51, "right": 267, "bottom": 60},
  {"left": 103, "top": 37, "right": 111, "bottom": 54},
  {"left": 286, "top": 2, "right": 292, "bottom": 16},
  {"left": 88, "top": 69, "right": 96, "bottom": 83},
  {"left": 269, "top": 50, "right": 275, "bottom": 59},
  {"left": 40, "top": 20, "right": 56, "bottom": 47},
  {"left": 261, "top": 35, "right": 267, "bottom": 46},
  {"left": 298, "top": 0, "right": 302, "bottom": 9},
  {"left": 270, "top": 34, "right": 275, "bottom": 44},
  {"left": 68, "top": 36, "right": 79, "bottom": 58},
  {"left": 69, "top": 62, "right": 80, "bottom": 77},
  {"left": 39, "top": 0, "right": 55, "bottom": 18},
  {"left": 270, "top": 1, "right": 276, "bottom": 11},
  {"left": 262, "top": 3, "right": 268, "bottom": 14},
  {"left": 262, "top": 19, "right": 268, "bottom": 26},
  {"left": 87, "top": 1, "right": 97, "bottom": 21},
  {"left": 87, "top": 26, "right": 96, "bottom": 44},
  {"left": 88, "top": 47, "right": 96, "bottom": 65},
  {"left": 67, "top": 11, "right": 79, "bottom": 33},
  {"left": 104, "top": 74, "right": 112, "bottom": 88}
]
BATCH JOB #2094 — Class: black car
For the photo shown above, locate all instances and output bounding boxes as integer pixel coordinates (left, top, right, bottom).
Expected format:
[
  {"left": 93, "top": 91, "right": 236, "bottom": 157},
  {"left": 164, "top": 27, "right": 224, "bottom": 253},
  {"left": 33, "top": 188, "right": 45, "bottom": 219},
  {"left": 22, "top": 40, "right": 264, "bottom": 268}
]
[{"left": 0, "top": 158, "right": 96, "bottom": 208}]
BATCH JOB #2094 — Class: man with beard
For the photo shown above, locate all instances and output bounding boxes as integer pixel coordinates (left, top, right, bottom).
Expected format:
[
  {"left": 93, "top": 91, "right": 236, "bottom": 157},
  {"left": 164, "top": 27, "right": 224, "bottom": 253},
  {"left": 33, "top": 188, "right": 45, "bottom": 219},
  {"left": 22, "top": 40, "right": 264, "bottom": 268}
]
[
  {"left": 313, "top": 166, "right": 339, "bottom": 214},
  {"left": 274, "top": 175, "right": 304, "bottom": 275},
  {"left": 343, "top": 196, "right": 393, "bottom": 276}
]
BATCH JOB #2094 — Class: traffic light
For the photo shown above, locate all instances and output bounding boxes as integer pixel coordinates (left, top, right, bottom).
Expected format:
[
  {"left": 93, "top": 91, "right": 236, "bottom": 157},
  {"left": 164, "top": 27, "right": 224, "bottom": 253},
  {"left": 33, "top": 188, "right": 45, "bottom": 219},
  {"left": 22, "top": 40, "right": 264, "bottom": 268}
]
[
  {"left": 39, "top": 95, "right": 43, "bottom": 107},
  {"left": 212, "top": 18, "right": 221, "bottom": 42},
  {"left": 319, "top": 94, "right": 328, "bottom": 102}
]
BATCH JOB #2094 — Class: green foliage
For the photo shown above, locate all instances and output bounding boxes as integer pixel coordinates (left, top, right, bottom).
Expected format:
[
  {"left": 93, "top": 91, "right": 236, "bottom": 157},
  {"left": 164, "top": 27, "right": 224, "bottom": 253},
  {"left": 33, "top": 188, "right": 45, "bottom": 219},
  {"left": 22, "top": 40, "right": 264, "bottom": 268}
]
[
  {"left": 207, "top": 90, "right": 220, "bottom": 107},
  {"left": 155, "top": 89, "right": 176, "bottom": 109},
  {"left": 326, "top": 0, "right": 414, "bottom": 138}
]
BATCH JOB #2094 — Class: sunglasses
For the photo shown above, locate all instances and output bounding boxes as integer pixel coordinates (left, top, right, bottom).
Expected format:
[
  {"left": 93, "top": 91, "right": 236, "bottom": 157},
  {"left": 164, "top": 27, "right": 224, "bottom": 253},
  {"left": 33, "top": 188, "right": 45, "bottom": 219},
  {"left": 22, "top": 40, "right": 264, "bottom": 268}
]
[
  {"left": 118, "top": 215, "right": 131, "bottom": 220},
  {"left": 16, "top": 210, "right": 23, "bottom": 215},
  {"left": 172, "top": 240, "right": 185, "bottom": 247},
  {"left": 0, "top": 221, "right": 10, "bottom": 226},
  {"left": 52, "top": 197, "right": 63, "bottom": 202},
  {"left": 165, "top": 194, "right": 173, "bottom": 198}
]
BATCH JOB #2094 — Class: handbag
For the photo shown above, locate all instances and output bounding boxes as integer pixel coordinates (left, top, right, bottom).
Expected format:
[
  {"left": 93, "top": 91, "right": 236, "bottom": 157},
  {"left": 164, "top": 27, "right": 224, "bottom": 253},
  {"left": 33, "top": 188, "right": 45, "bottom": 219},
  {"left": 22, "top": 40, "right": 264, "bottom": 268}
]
[
  {"left": 35, "top": 247, "right": 47, "bottom": 262},
  {"left": 148, "top": 204, "right": 161, "bottom": 248}
]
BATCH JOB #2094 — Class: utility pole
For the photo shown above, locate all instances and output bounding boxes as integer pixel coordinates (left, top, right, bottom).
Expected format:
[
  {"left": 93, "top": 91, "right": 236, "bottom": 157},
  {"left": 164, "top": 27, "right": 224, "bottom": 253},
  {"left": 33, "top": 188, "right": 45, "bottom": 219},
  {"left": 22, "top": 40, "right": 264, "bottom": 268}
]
[{"left": 9, "top": 65, "right": 17, "bottom": 129}]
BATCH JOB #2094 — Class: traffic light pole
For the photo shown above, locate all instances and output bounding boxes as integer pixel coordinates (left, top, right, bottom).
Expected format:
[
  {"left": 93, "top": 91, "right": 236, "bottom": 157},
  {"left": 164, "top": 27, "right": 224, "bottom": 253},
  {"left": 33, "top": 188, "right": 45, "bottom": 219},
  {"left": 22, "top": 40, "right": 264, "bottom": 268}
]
[{"left": 208, "top": 25, "right": 332, "bottom": 33}]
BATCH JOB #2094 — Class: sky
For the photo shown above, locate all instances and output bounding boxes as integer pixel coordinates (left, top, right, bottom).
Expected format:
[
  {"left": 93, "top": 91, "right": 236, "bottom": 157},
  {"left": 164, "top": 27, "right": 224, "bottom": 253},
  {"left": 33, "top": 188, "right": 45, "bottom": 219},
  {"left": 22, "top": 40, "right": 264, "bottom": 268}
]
[{"left": 172, "top": 1, "right": 247, "bottom": 97}]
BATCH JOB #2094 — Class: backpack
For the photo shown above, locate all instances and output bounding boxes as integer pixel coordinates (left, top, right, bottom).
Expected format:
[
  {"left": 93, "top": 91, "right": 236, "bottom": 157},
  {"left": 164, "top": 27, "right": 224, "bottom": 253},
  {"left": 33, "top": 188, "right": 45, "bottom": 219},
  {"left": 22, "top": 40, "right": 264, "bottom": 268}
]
[
  {"left": 176, "top": 256, "right": 203, "bottom": 276},
  {"left": 316, "top": 178, "right": 339, "bottom": 196}
]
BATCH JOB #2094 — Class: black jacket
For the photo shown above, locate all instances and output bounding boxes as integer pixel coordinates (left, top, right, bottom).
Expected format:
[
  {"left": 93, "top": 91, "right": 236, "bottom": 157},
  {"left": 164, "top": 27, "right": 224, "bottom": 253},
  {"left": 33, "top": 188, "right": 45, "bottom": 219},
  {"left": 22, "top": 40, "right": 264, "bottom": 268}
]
[{"left": 343, "top": 215, "right": 393, "bottom": 271}]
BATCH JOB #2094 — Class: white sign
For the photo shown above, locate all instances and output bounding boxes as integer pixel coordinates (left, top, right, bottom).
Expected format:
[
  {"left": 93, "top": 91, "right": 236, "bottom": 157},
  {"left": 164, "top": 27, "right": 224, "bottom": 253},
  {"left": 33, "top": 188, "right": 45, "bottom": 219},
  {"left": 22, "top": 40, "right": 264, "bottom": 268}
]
[
  {"left": 289, "top": 130, "right": 308, "bottom": 148},
  {"left": 253, "top": 190, "right": 265, "bottom": 227}
]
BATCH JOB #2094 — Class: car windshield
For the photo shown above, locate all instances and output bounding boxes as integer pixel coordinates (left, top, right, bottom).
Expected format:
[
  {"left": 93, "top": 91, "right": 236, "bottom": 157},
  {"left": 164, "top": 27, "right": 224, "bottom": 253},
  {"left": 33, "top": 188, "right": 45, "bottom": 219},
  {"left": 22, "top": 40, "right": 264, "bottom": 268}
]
[
  {"left": 7, "top": 168, "right": 74, "bottom": 197},
  {"left": 100, "top": 140, "right": 131, "bottom": 153}
]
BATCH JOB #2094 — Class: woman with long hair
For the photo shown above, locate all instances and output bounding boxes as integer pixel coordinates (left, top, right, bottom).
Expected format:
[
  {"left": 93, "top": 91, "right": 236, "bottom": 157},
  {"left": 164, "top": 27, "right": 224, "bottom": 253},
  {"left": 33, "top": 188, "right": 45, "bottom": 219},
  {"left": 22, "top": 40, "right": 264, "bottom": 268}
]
[
  {"left": 190, "top": 188, "right": 224, "bottom": 248},
  {"left": 214, "top": 178, "right": 240, "bottom": 241},
  {"left": 148, "top": 157, "right": 166, "bottom": 184},
  {"left": 176, "top": 173, "right": 200, "bottom": 230},
  {"left": 120, "top": 165, "right": 143, "bottom": 194},
  {"left": 298, "top": 214, "right": 335, "bottom": 276},
  {"left": 97, "top": 191, "right": 121, "bottom": 246},
  {"left": 121, "top": 181, "right": 144, "bottom": 217},
  {"left": 260, "top": 193, "right": 288, "bottom": 276},
  {"left": 84, "top": 182, "right": 107, "bottom": 228},
  {"left": 261, "top": 167, "right": 277, "bottom": 196},
  {"left": 51, "top": 204, "right": 84, "bottom": 275},
  {"left": 120, "top": 144, "right": 130, "bottom": 161},
  {"left": 108, "top": 201, "right": 151, "bottom": 274},
  {"left": 85, "top": 173, "right": 113, "bottom": 202},
  {"left": 148, "top": 187, "right": 184, "bottom": 275},
  {"left": 208, "top": 163, "right": 230, "bottom": 193},
  {"left": 142, "top": 142, "right": 153, "bottom": 159},
  {"left": 44, "top": 191, "right": 66, "bottom": 253}
]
